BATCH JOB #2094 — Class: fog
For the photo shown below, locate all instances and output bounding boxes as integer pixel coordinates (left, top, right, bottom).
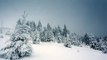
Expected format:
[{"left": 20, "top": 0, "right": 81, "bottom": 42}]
[{"left": 0, "top": 0, "right": 106, "bottom": 36}]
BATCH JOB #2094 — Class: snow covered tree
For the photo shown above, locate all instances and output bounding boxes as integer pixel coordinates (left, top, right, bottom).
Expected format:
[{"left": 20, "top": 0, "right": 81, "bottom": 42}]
[
  {"left": 89, "top": 34, "right": 100, "bottom": 50},
  {"left": 0, "top": 24, "right": 32, "bottom": 60},
  {"left": 27, "top": 21, "right": 39, "bottom": 44},
  {"left": 62, "top": 25, "right": 70, "bottom": 43},
  {"left": 101, "top": 37, "right": 107, "bottom": 53},
  {"left": 40, "top": 23, "right": 54, "bottom": 42},
  {"left": 40, "top": 27, "right": 47, "bottom": 42},
  {"left": 37, "top": 21, "right": 42, "bottom": 32},
  {"left": 82, "top": 33, "right": 91, "bottom": 45},
  {"left": 46, "top": 23, "right": 54, "bottom": 42},
  {"left": 37, "top": 21, "right": 42, "bottom": 43},
  {"left": 31, "top": 29, "right": 38, "bottom": 44},
  {"left": 64, "top": 34, "right": 72, "bottom": 48},
  {"left": 61, "top": 25, "right": 71, "bottom": 48},
  {"left": 56, "top": 26, "right": 63, "bottom": 43},
  {"left": 69, "top": 33, "right": 81, "bottom": 46},
  {"left": 62, "top": 25, "right": 68, "bottom": 37},
  {"left": 0, "top": 12, "right": 32, "bottom": 60},
  {"left": 53, "top": 26, "right": 62, "bottom": 43},
  {"left": 29, "top": 21, "right": 36, "bottom": 32}
]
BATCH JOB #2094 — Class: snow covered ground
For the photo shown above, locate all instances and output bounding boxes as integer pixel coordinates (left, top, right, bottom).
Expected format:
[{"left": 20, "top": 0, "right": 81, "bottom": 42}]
[
  {"left": 20, "top": 43, "right": 107, "bottom": 60},
  {"left": 0, "top": 36, "right": 107, "bottom": 60}
]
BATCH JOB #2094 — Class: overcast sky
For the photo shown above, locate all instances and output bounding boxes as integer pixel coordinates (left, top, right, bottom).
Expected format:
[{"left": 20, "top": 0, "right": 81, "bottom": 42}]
[{"left": 0, "top": 0, "right": 107, "bottom": 36}]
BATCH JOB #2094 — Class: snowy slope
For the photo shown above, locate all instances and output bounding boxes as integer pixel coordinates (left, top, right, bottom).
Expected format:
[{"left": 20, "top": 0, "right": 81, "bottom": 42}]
[
  {"left": 20, "top": 43, "right": 107, "bottom": 60},
  {"left": 0, "top": 36, "right": 107, "bottom": 60}
]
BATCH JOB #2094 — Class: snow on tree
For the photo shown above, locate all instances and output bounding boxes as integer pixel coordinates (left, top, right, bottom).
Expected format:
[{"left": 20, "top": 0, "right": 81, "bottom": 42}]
[
  {"left": 40, "top": 23, "right": 54, "bottom": 42},
  {"left": 62, "top": 25, "right": 68, "bottom": 37},
  {"left": 82, "top": 33, "right": 91, "bottom": 46},
  {"left": 27, "top": 21, "right": 39, "bottom": 44},
  {"left": 62, "top": 25, "right": 69, "bottom": 43},
  {"left": 0, "top": 12, "right": 32, "bottom": 60},
  {"left": 37, "top": 21, "right": 42, "bottom": 43},
  {"left": 37, "top": 21, "right": 42, "bottom": 32},
  {"left": 53, "top": 26, "right": 62, "bottom": 43},
  {"left": 31, "top": 29, "right": 40, "bottom": 44},
  {"left": 46, "top": 23, "right": 54, "bottom": 42},
  {"left": 29, "top": 21, "right": 36, "bottom": 32},
  {"left": 40, "top": 27, "right": 47, "bottom": 42},
  {"left": 64, "top": 34, "right": 72, "bottom": 48},
  {"left": 61, "top": 25, "right": 71, "bottom": 48},
  {"left": 101, "top": 37, "right": 107, "bottom": 53},
  {"left": 31, "top": 29, "right": 37, "bottom": 44},
  {"left": 81, "top": 33, "right": 106, "bottom": 52},
  {"left": 89, "top": 34, "right": 99, "bottom": 50},
  {"left": 69, "top": 33, "right": 81, "bottom": 46}
]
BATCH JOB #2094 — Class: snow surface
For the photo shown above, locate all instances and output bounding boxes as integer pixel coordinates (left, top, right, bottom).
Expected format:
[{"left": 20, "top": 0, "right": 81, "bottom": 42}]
[{"left": 0, "top": 36, "right": 107, "bottom": 60}]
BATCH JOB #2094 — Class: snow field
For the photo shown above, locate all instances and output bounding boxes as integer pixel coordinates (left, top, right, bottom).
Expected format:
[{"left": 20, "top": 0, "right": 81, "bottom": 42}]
[{"left": 21, "top": 43, "right": 107, "bottom": 60}]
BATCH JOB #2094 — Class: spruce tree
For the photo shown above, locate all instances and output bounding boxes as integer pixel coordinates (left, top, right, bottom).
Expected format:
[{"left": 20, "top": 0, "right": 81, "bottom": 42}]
[{"left": 0, "top": 12, "right": 32, "bottom": 60}]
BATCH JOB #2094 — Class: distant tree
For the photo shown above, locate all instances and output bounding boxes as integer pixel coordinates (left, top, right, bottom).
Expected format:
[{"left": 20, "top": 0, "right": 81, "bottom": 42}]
[
  {"left": 82, "top": 33, "right": 90, "bottom": 45},
  {"left": 46, "top": 23, "right": 54, "bottom": 42},
  {"left": 64, "top": 34, "right": 72, "bottom": 48},
  {"left": 37, "top": 21, "right": 42, "bottom": 32},
  {"left": 53, "top": 26, "right": 62, "bottom": 43},
  {"left": 101, "top": 36, "right": 107, "bottom": 53},
  {"left": 47, "top": 23, "right": 52, "bottom": 30},
  {"left": 62, "top": 24, "right": 70, "bottom": 44},
  {"left": 41, "top": 27, "right": 47, "bottom": 42},
  {"left": 89, "top": 34, "right": 99, "bottom": 49},
  {"left": 26, "top": 21, "right": 40, "bottom": 44},
  {"left": 69, "top": 33, "right": 80, "bottom": 46},
  {"left": 37, "top": 21, "right": 42, "bottom": 43},
  {"left": 63, "top": 25, "right": 68, "bottom": 37},
  {"left": 29, "top": 21, "right": 36, "bottom": 32}
]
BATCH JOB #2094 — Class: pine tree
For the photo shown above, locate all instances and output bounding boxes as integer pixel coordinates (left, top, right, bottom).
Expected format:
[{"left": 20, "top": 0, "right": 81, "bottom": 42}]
[
  {"left": 40, "top": 27, "right": 47, "bottom": 42},
  {"left": 0, "top": 12, "right": 32, "bottom": 60},
  {"left": 53, "top": 26, "right": 62, "bottom": 43},
  {"left": 101, "top": 37, "right": 107, "bottom": 53},
  {"left": 64, "top": 34, "right": 72, "bottom": 48},
  {"left": 62, "top": 25, "right": 70, "bottom": 44},
  {"left": 30, "top": 21, "right": 36, "bottom": 32},
  {"left": 37, "top": 21, "right": 42, "bottom": 43},
  {"left": 69, "top": 33, "right": 78, "bottom": 46},
  {"left": 28, "top": 21, "right": 39, "bottom": 44},
  {"left": 46, "top": 23, "right": 54, "bottom": 42},
  {"left": 62, "top": 25, "right": 69, "bottom": 37},
  {"left": 37, "top": 21, "right": 42, "bottom": 32},
  {"left": 82, "top": 33, "right": 90, "bottom": 45},
  {"left": 89, "top": 34, "right": 99, "bottom": 49}
]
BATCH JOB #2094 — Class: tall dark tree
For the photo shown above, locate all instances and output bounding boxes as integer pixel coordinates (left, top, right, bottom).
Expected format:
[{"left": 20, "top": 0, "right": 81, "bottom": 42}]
[
  {"left": 28, "top": 21, "right": 38, "bottom": 44},
  {"left": 30, "top": 21, "right": 36, "bottom": 32},
  {"left": 36, "top": 21, "right": 42, "bottom": 43},
  {"left": 82, "top": 33, "right": 90, "bottom": 45},
  {"left": 37, "top": 21, "right": 42, "bottom": 32},
  {"left": 41, "top": 27, "right": 47, "bottom": 42},
  {"left": 63, "top": 25, "right": 69, "bottom": 37},
  {"left": 46, "top": 23, "right": 54, "bottom": 42}
]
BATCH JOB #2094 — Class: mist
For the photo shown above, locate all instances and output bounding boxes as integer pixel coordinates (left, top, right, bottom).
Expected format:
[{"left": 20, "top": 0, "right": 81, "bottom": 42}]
[{"left": 0, "top": 0, "right": 106, "bottom": 36}]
